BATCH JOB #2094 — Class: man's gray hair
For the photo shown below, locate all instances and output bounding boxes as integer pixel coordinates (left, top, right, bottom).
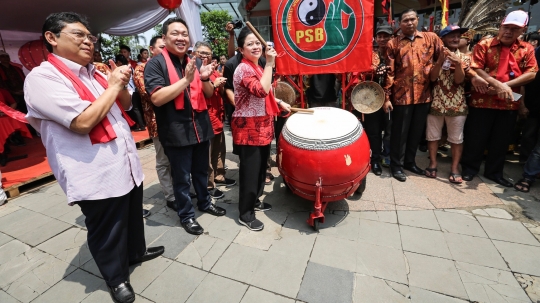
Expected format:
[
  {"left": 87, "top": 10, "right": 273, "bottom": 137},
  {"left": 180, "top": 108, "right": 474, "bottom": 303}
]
[{"left": 194, "top": 41, "right": 212, "bottom": 51}]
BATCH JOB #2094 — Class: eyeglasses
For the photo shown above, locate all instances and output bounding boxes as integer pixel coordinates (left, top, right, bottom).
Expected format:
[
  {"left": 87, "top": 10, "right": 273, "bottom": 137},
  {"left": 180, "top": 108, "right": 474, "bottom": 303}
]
[
  {"left": 60, "top": 31, "right": 98, "bottom": 43},
  {"left": 197, "top": 51, "right": 212, "bottom": 57}
]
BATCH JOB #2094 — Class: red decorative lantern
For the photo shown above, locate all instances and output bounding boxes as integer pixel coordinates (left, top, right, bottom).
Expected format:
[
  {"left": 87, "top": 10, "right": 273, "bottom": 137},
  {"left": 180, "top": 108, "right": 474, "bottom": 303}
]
[
  {"left": 18, "top": 38, "right": 50, "bottom": 71},
  {"left": 157, "top": 0, "right": 183, "bottom": 11}
]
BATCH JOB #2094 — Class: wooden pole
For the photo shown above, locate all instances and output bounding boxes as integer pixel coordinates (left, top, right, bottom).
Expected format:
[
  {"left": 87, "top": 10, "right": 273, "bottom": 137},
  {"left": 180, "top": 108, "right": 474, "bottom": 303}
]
[{"left": 245, "top": 21, "right": 267, "bottom": 48}]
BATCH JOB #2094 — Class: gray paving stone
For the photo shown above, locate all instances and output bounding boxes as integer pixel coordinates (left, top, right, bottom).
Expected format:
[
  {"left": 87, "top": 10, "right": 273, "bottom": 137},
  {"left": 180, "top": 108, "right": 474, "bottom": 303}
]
[
  {"left": 297, "top": 262, "right": 354, "bottom": 303},
  {"left": 356, "top": 241, "right": 409, "bottom": 284},
  {"left": 269, "top": 227, "right": 317, "bottom": 259},
  {"left": 12, "top": 193, "right": 65, "bottom": 211},
  {"left": 410, "top": 286, "right": 468, "bottom": 303},
  {"left": 477, "top": 216, "right": 540, "bottom": 246},
  {"left": 56, "top": 206, "right": 86, "bottom": 228},
  {"left": 350, "top": 210, "right": 398, "bottom": 224},
  {"left": 186, "top": 273, "right": 248, "bottom": 303},
  {"left": 444, "top": 209, "right": 471, "bottom": 215},
  {"left": 148, "top": 227, "right": 196, "bottom": 259},
  {"left": 5, "top": 255, "right": 77, "bottom": 303},
  {"left": 0, "top": 203, "right": 21, "bottom": 218},
  {"left": 358, "top": 219, "right": 401, "bottom": 249},
  {"left": 36, "top": 228, "right": 92, "bottom": 267},
  {"left": 353, "top": 275, "right": 410, "bottom": 303},
  {"left": 484, "top": 208, "right": 513, "bottom": 219},
  {"left": 32, "top": 269, "right": 105, "bottom": 303},
  {"left": 493, "top": 240, "right": 540, "bottom": 276},
  {"left": 250, "top": 248, "right": 309, "bottom": 298},
  {"left": 455, "top": 261, "right": 531, "bottom": 303},
  {"left": 472, "top": 209, "right": 490, "bottom": 217},
  {"left": 129, "top": 256, "right": 173, "bottom": 293},
  {"left": 397, "top": 210, "right": 440, "bottom": 230},
  {"left": 0, "top": 240, "right": 30, "bottom": 266},
  {"left": 444, "top": 233, "right": 509, "bottom": 270},
  {"left": 318, "top": 213, "right": 360, "bottom": 241},
  {"left": 400, "top": 225, "right": 452, "bottom": 259},
  {"left": 144, "top": 213, "right": 179, "bottom": 227},
  {"left": 142, "top": 261, "right": 207, "bottom": 303},
  {"left": 176, "top": 234, "right": 230, "bottom": 271},
  {"left": 143, "top": 222, "right": 172, "bottom": 245},
  {"left": 0, "top": 248, "right": 50, "bottom": 288},
  {"left": 310, "top": 235, "right": 357, "bottom": 272},
  {"left": 240, "top": 287, "right": 295, "bottom": 303},
  {"left": 435, "top": 211, "right": 488, "bottom": 238},
  {"left": 211, "top": 243, "right": 263, "bottom": 284},
  {"left": 405, "top": 252, "right": 469, "bottom": 300},
  {"left": 205, "top": 209, "right": 242, "bottom": 243},
  {"left": 0, "top": 291, "right": 20, "bottom": 303},
  {"left": 17, "top": 218, "right": 71, "bottom": 246},
  {"left": 0, "top": 209, "right": 58, "bottom": 239},
  {"left": 0, "top": 232, "right": 13, "bottom": 247},
  {"left": 80, "top": 258, "right": 101, "bottom": 278},
  {"left": 81, "top": 287, "right": 154, "bottom": 303},
  {"left": 234, "top": 211, "right": 288, "bottom": 250}
]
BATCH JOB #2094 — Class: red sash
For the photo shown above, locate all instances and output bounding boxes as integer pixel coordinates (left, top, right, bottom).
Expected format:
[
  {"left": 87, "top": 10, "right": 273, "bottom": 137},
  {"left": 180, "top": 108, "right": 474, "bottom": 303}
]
[
  {"left": 496, "top": 46, "right": 522, "bottom": 83},
  {"left": 47, "top": 54, "right": 135, "bottom": 144},
  {"left": 241, "top": 58, "right": 280, "bottom": 116},
  {"left": 161, "top": 48, "right": 207, "bottom": 112},
  {"left": 0, "top": 90, "right": 27, "bottom": 123}
]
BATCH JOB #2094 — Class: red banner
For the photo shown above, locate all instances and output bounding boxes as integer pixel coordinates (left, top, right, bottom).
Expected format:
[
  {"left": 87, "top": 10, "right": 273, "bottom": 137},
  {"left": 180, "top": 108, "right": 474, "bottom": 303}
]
[{"left": 271, "top": 0, "right": 374, "bottom": 75}]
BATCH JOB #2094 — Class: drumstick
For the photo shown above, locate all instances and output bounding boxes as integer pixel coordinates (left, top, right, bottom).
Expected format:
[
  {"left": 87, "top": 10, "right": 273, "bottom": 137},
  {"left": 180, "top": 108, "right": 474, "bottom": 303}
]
[
  {"left": 291, "top": 108, "right": 314, "bottom": 113},
  {"left": 246, "top": 21, "right": 267, "bottom": 49}
]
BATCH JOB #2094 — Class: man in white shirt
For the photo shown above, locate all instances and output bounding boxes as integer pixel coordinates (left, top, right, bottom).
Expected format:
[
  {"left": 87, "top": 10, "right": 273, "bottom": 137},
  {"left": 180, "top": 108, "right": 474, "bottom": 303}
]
[{"left": 24, "top": 12, "right": 164, "bottom": 303}]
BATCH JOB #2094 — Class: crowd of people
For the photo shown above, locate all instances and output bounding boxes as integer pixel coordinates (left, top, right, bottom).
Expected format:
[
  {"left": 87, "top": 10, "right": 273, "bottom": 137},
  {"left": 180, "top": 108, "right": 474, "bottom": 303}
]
[{"left": 9, "top": 6, "right": 540, "bottom": 303}]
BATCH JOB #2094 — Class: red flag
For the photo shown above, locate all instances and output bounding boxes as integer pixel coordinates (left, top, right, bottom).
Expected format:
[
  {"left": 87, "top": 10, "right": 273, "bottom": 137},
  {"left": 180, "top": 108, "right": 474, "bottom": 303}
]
[
  {"left": 271, "top": 0, "right": 374, "bottom": 75},
  {"left": 382, "top": 0, "right": 390, "bottom": 15}
]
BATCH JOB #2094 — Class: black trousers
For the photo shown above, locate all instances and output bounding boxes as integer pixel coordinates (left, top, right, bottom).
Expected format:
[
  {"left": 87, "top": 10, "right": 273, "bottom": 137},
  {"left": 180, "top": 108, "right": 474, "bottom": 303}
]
[
  {"left": 77, "top": 184, "right": 146, "bottom": 286},
  {"left": 363, "top": 108, "right": 387, "bottom": 163},
  {"left": 237, "top": 144, "right": 270, "bottom": 222},
  {"left": 127, "top": 91, "right": 146, "bottom": 128},
  {"left": 390, "top": 103, "right": 431, "bottom": 170},
  {"left": 520, "top": 115, "right": 540, "bottom": 161},
  {"left": 461, "top": 107, "right": 518, "bottom": 178},
  {"left": 164, "top": 141, "right": 212, "bottom": 223}
]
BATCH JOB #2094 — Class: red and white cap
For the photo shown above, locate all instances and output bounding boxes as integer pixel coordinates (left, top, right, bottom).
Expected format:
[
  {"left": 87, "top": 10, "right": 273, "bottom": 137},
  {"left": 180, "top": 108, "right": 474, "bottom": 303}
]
[{"left": 502, "top": 10, "right": 529, "bottom": 27}]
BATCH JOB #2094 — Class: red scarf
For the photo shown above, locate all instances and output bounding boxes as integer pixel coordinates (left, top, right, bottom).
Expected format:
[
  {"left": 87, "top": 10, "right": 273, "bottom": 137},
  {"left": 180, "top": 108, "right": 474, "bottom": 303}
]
[
  {"left": 0, "top": 89, "right": 27, "bottom": 123},
  {"left": 496, "top": 45, "right": 522, "bottom": 84},
  {"left": 161, "top": 48, "right": 207, "bottom": 112},
  {"left": 47, "top": 54, "right": 135, "bottom": 144},
  {"left": 241, "top": 58, "right": 280, "bottom": 116},
  {"left": 0, "top": 63, "right": 25, "bottom": 81}
]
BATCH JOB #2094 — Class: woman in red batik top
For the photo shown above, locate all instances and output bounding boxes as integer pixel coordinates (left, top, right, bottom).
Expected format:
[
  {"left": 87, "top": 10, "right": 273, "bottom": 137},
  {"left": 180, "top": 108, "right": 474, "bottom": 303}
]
[{"left": 232, "top": 27, "right": 291, "bottom": 231}]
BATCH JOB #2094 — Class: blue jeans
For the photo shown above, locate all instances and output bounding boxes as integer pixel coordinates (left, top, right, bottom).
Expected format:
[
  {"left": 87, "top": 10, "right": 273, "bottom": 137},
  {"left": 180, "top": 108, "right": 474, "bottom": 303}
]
[{"left": 164, "top": 141, "right": 212, "bottom": 223}]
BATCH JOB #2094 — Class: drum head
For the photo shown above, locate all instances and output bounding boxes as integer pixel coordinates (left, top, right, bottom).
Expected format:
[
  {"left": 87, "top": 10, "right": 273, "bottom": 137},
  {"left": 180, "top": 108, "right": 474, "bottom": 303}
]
[
  {"left": 351, "top": 81, "right": 385, "bottom": 114},
  {"left": 274, "top": 81, "right": 296, "bottom": 105},
  {"left": 282, "top": 107, "right": 362, "bottom": 150}
]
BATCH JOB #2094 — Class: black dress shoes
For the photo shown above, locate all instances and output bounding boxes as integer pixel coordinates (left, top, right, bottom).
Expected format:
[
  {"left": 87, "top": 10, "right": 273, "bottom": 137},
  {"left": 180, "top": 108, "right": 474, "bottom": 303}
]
[
  {"left": 129, "top": 246, "right": 165, "bottom": 266},
  {"left": 462, "top": 174, "right": 474, "bottom": 181},
  {"left": 166, "top": 200, "right": 178, "bottom": 211},
  {"left": 181, "top": 218, "right": 204, "bottom": 235},
  {"left": 485, "top": 175, "right": 513, "bottom": 187},
  {"left": 200, "top": 204, "right": 226, "bottom": 216},
  {"left": 107, "top": 282, "right": 135, "bottom": 303},
  {"left": 404, "top": 165, "right": 425, "bottom": 175},
  {"left": 371, "top": 162, "right": 382, "bottom": 176},
  {"left": 392, "top": 170, "right": 407, "bottom": 182}
]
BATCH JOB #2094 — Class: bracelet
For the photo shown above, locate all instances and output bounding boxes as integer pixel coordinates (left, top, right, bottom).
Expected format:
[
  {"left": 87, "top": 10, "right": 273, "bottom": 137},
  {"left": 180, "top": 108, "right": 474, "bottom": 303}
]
[
  {"left": 200, "top": 77, "right": 210, "bottom": 82},
  {"left": 277, "top": 100, "right": 283, "bottom": 105}
]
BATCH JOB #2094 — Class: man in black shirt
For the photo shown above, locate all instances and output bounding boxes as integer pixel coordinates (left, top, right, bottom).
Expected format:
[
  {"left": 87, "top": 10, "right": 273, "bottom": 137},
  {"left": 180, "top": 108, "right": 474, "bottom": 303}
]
[
  {"left": 305, "top": 74, "right": 338, "bottom": 107},
  {"left": 144, "top": 17, "right": 226, "bottom": 235}
]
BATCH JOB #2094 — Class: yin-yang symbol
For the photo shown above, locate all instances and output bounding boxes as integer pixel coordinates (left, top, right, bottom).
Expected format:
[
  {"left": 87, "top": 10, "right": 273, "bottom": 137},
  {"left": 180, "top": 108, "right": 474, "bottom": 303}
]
[{"left": 297, "top": 0, "right": 326, "bottom": 26}]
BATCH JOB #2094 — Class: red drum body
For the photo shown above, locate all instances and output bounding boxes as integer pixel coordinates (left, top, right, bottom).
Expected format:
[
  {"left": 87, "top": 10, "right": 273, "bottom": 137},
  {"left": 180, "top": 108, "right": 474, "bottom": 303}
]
[{"left": 277, "top": 107, "right": 371, "bottom": 229}]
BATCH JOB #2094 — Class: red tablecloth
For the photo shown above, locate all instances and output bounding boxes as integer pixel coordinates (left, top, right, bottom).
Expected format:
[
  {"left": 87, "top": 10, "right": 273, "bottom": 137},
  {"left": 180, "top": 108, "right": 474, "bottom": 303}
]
[{"left": 0, "top": 116, "right": 32, "bottom": 153}]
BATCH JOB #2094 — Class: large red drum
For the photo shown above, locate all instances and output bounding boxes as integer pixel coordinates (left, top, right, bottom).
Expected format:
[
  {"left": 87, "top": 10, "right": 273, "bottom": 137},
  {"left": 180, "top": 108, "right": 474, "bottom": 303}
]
[{"left": 277, "top": 107, "right": 371, "bottom": 229}]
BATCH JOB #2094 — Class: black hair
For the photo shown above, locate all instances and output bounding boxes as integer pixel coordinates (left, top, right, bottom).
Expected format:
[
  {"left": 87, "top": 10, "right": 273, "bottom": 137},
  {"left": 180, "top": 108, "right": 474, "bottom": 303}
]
[
  {"left": 212, "top": 55, "right": 219, "bottom": 61},
  {"left": 162, "top": 17, "right": 189, "bottom": 35},
  {"left": 237, "top": 27, "right": 253, "bottom": 49},
  {"left": 149, "top": 36, "right": 162, "bottom": 47},
  {"left": 399, "top": 9, "right": 418, "bottom": 22},
  {"left": 115, "top": 54, "right": 128, "bottom": 65},
  {"left": 119, "top": 44, "right": 131, "bottom": 53},
  {"left": 139, "top": 48, "right": 148, "bottom": 54},
  {"left": 528, "top": 33, "right": 540, "bottom": 45},
  {"left": 42, "top": 12, "right": 91, "bottom": 53}
]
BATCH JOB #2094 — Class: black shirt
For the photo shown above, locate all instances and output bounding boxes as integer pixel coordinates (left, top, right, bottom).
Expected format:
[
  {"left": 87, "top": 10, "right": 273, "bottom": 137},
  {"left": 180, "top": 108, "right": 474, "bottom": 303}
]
[
  {"left": 144, "top": 54, "right": 214, "bottom": 147},
  {"left": 306, "top": 74, "right": 337, "bottom": 104},
  {"left": 524, "top": 47, "right": 540, "bottom": 117}
]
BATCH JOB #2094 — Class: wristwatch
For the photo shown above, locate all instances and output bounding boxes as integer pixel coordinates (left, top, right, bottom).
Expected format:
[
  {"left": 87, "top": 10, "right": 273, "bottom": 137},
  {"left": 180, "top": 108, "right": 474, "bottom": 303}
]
[{"left": 200, "top": 77, "right": 210, "bottom": 82}]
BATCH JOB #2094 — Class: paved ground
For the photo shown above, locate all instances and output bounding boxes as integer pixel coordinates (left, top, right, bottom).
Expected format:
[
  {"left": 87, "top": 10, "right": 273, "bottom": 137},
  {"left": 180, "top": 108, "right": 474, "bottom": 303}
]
[{"left": 2, "top": 132, "right": 540, "bottom": 302}]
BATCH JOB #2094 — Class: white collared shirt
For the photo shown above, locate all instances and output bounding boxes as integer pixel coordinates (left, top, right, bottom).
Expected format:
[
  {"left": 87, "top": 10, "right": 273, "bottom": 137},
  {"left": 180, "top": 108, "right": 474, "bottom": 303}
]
[{"left": 24, "top": 54, "right": 143, "bottom": 204}]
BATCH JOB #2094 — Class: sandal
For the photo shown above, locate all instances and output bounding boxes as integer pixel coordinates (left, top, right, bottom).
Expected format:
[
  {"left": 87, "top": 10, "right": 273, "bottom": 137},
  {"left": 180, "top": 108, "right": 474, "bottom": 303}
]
[
  {"left": 449, "top": 173, "right": 463, "bottom": 184},
  {"left": 425, "top": 167, "right": 437, "bottom": 178},
  {"left": 514, "top": 178, "right": 534, "bottom": 193}
]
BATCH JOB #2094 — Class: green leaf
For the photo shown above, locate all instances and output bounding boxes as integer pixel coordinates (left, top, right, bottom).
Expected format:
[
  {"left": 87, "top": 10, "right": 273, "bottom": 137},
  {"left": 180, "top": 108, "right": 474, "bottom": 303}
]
[{"left": 200, "top": 10, "right": 233, "bottom": 57}]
